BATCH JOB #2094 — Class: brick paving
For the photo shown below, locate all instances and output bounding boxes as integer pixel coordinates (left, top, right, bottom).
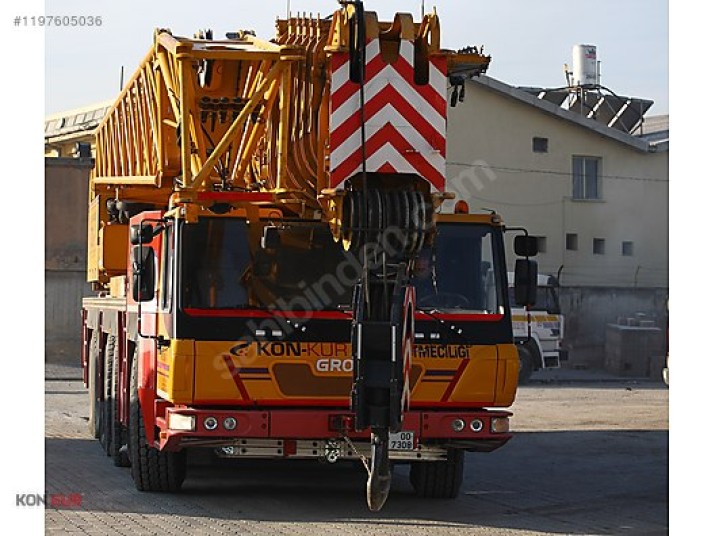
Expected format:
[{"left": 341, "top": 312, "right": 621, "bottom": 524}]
[{"left": 45, "top": 372, "right": 668, "bottom": 535}]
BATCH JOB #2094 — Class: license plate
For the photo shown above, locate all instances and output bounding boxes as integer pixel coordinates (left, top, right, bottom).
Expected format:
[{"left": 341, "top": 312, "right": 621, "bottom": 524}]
[{"left": 388, "top": 431, "right": 415, "bottom": 451}]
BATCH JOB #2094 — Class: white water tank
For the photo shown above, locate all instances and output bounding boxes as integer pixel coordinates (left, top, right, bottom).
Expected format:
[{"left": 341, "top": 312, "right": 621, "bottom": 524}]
[{"left": 572, "top": 44, "right": 599, "bottom": 87}]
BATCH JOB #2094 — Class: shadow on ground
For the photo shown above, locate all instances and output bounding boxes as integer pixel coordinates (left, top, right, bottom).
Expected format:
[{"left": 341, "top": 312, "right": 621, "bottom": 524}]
[{"left": 45, "top": 428, "right": 668, "bottom": 535}]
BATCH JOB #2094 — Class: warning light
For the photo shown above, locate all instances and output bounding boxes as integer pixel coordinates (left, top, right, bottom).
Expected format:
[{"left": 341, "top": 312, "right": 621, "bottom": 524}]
[{"left": 455, "top": 201, "right": 469, "bottom": 214}]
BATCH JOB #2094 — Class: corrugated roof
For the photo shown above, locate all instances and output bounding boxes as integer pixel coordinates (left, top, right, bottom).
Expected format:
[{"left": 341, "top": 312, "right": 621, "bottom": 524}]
[{"left": 45, "top": 100, "right": 113, "bottom": 141}]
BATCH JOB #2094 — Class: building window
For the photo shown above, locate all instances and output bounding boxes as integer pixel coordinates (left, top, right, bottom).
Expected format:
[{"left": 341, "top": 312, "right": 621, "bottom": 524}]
[
  {"left": 622, "top": 241, "right": 634, "bottom": 256},
  {"left": 572, "top": 156, "right": 601, "bottom": 200},
  {"left": 593, "top": 238, "right": 605, "bottom": 255},
  {"left": 533, "top": 137, "right": 549, "bottom": 153},
  {"left": 566, "top": 233, "right": 578, "bottom": 251}
]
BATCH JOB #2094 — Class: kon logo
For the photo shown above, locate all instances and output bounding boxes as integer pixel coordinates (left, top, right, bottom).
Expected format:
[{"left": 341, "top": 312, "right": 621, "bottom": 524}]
[{"left": 316, "top": 359, "right": 353, "bottom": 373}]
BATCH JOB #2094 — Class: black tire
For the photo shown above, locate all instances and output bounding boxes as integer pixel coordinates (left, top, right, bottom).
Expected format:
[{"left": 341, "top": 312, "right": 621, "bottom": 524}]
[
  {"left": 105, "top": 335, "right": 131, "bottom": 466},
  {"left": 409, "top": 448, "right": 464, "bottom": 498},
  {"left": 518, "top": 344, "right": 534, "bottom": 385},
  {"left": 128, "top": 349, "right": 186, "bottom": 492},
  {"left": 87, "top": 331, "right": 102, "bottom": 439},
  {"left": 100, "top": 335, "right": 114, "bottom": 454}
]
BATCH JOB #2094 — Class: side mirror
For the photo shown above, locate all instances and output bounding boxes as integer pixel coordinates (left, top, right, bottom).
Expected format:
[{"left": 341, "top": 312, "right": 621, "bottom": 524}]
[
  {"left": 514, "top": 258, "right": 538, "bottom": 307},
  {"left": 130, "top": 223, "right": 154, "bottom": 246},
  {"left": 132, "top": 245, "right": 155, "bottom": 302},
  {"left": 514, "top": 235, "right": 539, "bottom": 257}
]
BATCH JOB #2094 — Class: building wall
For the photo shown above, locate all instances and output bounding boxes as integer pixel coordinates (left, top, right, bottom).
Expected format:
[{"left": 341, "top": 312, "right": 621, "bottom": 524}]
[
  {"left": 445, "top": 80, "right": 668, "bottom": 289},
  {"left": 559, "top": 286, "right": 668, "bottom": 369},
  {"left": 45, "top": 158, "right": 93, "bottom": 364},
  {"left": 444, "top": 81, "right": 668, "bottom": 368}
]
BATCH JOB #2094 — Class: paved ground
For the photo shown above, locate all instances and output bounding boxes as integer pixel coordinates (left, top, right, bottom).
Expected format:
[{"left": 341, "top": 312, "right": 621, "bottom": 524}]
[{"left": 45, "top": 365, "right": 668, "bottom": 535}]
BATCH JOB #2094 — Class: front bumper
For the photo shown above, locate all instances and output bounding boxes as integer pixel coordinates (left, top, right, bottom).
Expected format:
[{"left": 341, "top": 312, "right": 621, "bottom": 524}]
[{"left": 156, "top": 407, "right": 513, "bottom": 456}]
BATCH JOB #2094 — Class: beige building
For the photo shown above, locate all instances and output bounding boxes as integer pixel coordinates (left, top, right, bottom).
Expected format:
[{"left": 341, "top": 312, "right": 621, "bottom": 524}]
[
  {"left": 443, "top": 76, "right": 668, "bottom": 366},
  {"left": 45, "top": 101, "right": 112, "bottom": 157},
  {"left": 445, "top": 76, "right": 668, "bottom": 289}
]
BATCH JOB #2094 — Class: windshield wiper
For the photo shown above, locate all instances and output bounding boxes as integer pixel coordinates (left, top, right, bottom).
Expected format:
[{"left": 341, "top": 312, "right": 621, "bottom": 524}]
[{"left": 416, "top": 307, "right": 468, "bottom": 342}]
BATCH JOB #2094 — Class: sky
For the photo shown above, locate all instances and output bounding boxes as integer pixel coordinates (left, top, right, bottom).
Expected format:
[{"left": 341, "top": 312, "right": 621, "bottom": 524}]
[{"left": 44, "top": 0, "right": 669, "bottom": 116}]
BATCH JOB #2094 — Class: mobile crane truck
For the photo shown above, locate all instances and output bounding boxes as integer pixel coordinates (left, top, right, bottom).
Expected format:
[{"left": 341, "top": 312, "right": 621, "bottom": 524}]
[{"left": 82, "top": 1, "right": 538, "bottom": 511}]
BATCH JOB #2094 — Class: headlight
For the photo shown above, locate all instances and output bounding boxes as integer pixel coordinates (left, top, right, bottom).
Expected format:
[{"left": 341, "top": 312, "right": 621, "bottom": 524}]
[
  {"left": 451, "top": 418, "right": 465, "bottom": 432},
  {"left": 469, "top": 419, "right": 484, "bottom": 433},
  {"left": 203, "top": 416, "right": 218, "bottom": 431},
  {"left": 223, "top": 417, "right": 237, "bottom": 431},
  {"left": 167, "top": 413, "right": 195, "bottom": 432}
]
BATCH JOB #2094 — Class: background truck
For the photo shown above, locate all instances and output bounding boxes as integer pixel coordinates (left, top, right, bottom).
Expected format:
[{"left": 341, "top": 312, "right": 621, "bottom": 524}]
[
  {"left": 508, "top": 272, "right": 567, "bottom": 383},
  {"left": 81, "top": 1, "right": 537, "bottom": 511}
]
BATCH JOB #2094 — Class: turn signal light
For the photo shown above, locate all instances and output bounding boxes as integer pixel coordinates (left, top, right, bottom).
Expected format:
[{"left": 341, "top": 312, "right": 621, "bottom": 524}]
[{"left": 491, "top": 417, "right": 510, "bottom": 434}]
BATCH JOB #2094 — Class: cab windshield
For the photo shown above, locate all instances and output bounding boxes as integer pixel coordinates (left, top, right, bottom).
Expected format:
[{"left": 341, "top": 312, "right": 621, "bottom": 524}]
[
  {"left": 178, "top": 218, "right": 506, "bottom": 315},
  {"left": 414, "top": 223, "right": 505, "bottom": 314},
  {"left": 179, "top": 218, "right": 353, "bottom": 311}
]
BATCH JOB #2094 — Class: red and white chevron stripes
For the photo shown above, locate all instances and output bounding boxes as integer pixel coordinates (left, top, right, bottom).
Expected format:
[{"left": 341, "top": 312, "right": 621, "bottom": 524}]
[{"left": 329, "top": 39, "right": 448, "bottom": 191}]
